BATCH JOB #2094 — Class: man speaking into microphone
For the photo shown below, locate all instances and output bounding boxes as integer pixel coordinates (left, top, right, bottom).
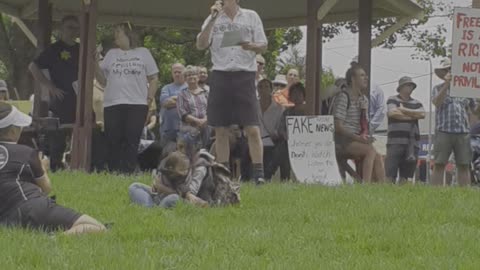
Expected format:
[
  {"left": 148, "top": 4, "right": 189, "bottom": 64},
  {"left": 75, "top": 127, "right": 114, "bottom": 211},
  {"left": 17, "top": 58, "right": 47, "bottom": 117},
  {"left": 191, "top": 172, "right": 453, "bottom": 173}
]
[{"left": 197, "top": 0, "right": 268, "bottom": 184}]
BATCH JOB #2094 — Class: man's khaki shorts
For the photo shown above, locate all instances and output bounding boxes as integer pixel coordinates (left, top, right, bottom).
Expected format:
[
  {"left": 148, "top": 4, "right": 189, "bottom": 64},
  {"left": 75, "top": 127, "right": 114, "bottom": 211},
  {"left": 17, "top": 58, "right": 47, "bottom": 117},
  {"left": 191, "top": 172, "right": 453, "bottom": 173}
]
[{"left": 433, "top": 132, "right": 472, "bottom": 166}]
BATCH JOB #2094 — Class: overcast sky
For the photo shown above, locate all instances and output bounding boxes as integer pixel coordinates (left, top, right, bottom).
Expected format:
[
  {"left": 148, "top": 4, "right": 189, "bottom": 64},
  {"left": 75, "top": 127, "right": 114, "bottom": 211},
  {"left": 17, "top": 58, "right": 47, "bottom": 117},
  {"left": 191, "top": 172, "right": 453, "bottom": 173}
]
[{"left": 295, "top": 0, "right": 470, "bottom": 110}]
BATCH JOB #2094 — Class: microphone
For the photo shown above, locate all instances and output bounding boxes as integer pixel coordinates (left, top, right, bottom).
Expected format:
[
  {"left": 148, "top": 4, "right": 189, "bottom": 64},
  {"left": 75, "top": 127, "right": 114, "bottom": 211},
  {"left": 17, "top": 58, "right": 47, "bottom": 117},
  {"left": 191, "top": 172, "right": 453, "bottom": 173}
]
[{"left": 212, "top": 0, "right": 224, "bottom": 19}]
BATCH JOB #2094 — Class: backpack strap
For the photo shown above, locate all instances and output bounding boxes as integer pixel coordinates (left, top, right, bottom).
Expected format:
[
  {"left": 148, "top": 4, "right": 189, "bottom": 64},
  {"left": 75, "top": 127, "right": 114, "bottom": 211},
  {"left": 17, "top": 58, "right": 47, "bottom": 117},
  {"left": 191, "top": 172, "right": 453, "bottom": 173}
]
[{"left": 328, "top": 90, "right": 350, "bottom": 115}]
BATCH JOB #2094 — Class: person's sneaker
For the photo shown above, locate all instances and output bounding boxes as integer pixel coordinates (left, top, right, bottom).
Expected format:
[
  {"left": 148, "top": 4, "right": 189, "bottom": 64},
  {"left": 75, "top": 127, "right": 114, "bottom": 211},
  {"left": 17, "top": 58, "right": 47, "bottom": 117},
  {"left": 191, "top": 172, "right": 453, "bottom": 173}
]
[{"left": 255, "top": 177, "right": 266, "bottom": 185}]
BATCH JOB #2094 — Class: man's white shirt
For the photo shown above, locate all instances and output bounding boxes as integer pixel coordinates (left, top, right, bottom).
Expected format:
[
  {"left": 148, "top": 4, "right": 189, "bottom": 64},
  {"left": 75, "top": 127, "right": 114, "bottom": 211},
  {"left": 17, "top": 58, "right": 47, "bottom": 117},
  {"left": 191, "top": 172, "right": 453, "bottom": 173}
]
[{"left": 199, "top": 8, "right": 267, "bottom": 72}]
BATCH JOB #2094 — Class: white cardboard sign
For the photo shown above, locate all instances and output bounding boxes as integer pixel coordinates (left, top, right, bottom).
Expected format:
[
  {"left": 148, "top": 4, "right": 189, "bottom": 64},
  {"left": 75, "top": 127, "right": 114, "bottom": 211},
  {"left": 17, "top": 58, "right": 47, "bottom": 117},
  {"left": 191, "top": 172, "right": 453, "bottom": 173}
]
[
  {"left": 287, "top": 116, "right": 342, "bottom": 186},
  {"left": 451, "top": 7, "right": 480, "bottom": 98}
]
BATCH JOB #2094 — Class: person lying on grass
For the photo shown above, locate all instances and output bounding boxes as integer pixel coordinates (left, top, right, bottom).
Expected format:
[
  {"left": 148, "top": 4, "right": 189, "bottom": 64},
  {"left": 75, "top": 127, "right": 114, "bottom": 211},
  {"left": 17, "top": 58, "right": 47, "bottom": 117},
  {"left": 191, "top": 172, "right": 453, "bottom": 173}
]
[
  {"left": 128, "top": 131, "right": 240, "bottom": 208},
  {"left": 0, "top": 102, "right": 106, "bottom": 235}
]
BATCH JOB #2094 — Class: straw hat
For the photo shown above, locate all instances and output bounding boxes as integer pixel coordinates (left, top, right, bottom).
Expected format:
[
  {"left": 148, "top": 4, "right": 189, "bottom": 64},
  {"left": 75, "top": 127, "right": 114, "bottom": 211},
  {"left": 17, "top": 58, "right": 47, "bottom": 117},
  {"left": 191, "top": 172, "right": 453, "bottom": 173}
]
[
  {"left": 434, "top": 58, "right": 451, "bottom": 80},
  {"left": 396, "top": 76, "right": 417, "bottom": 92}
]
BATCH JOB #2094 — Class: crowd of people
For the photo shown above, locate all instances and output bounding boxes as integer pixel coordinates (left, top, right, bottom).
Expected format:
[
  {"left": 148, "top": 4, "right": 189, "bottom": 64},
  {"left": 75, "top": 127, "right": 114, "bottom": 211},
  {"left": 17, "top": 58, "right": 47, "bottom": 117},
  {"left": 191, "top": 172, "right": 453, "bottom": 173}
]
[{"left": 0, "top": 0, "right": 477, "bottom": 236}]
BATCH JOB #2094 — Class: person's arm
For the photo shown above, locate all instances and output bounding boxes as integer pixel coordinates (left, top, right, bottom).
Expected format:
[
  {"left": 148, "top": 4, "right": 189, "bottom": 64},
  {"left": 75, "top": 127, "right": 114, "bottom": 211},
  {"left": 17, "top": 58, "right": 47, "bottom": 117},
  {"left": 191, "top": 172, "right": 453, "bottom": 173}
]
[
  {"left": 36, "top": 175, "right": 52, "bottom": 195},
  {"left": 240, "top": 12, "right": 268, "bottom": 54},
  {"left": 432, "top": 83, "right": 450, "bottom": 107},
  {"left": 188, "top": 165, "right": 208, "bottom": 196},
  {"left": 240, "top": 43, "right": 267, "bottom": 54},
  {"left": 147, "top": 74, "right": 158, "bottom": 106},
  {"left": 184, "top": 115, "right": 203, "bottom": 127},
  {"left": 398, "top": 104, "right": 426, "bottom": 119},
  {"left": 28, "top": 62, "right": 64, "bottom": 100},
  {"left": 334, "top": 119, "right": 368, "bottom": 144},
  {"left": 387, "top": 99, "right": 414, "bottom": 121},
  {"left": 388, "top": 109, "right": 415, "bottom": 121},
  {"left": 143, "top": 48, "right": 160, "bottom": 106},
  {"left": 147, "top": 115, "right": 157, "bottom": 130},
  {"left": 196, "top": 2, "right": 222, "bottom": 50},
  {"left": 94, "top": 50, "right": 110, "bottom": 87},
  {"left": 152, "top": 174, "right": 177, "bottom": 195},
  {"left": 29, "top": 151, "right": 52, "bottom": 194},
  {"left": 160, "top": 86, "right": 178, "bottom": 109},
  {"left": 369, "top": 87, "right": 386, "bottom": 131},
  {"left": 184, "top": 192, "right": 209, "bottom": 207},
  {"left": 177, "top": 92, "right": 196, "bottom": 125},
  {"left": 94, "top": 61, "right": 107, "bottom": 87}
]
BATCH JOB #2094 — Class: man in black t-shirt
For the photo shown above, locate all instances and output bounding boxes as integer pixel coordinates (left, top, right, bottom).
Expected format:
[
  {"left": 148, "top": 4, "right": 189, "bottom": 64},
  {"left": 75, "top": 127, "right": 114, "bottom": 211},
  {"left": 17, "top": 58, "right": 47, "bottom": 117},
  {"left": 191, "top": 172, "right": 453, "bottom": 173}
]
[
  {"left": 0, "top": 102, "right": 105, "bottom": 234},
  {"left": 29, "top": 15, "right": 80, "bottom": 171}
]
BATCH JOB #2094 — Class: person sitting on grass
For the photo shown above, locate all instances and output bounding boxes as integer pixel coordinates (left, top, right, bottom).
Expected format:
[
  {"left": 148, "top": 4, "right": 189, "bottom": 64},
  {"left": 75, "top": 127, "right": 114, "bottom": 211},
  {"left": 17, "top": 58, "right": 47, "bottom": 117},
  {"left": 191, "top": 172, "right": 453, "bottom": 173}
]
[
  {"left": 128, "top": 132, "right": 240, "bottom": 208},
  {"left": 0, "top": 102, "right": 106, "bottom": 235}
]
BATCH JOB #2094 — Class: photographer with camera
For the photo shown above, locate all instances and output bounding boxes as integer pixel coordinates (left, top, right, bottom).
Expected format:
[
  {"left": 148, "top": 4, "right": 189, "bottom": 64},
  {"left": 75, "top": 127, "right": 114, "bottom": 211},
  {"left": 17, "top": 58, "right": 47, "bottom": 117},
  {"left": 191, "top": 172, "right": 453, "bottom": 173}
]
[{"left": 0, "top": 103, "right": 106, "bottom": 234}]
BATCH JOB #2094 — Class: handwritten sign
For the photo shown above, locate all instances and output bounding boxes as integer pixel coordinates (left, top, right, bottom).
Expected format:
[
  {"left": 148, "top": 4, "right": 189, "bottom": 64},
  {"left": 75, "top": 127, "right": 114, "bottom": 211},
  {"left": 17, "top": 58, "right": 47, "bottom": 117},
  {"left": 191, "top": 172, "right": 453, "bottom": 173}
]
[
  {"left": 287, "top": 116, "right": 342, "bottom": 185},
  {"left": 451, "top": 7, "right": 480, "bottom": 98}
]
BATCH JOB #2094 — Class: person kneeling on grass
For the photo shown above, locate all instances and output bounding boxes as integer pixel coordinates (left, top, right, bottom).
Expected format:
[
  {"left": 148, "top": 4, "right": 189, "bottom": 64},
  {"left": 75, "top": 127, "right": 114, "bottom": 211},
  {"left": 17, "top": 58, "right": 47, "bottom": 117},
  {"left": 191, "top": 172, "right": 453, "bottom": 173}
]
[
  {"left": 0, "top": 102, "right": 106, "bottom": 234},
  {"left": 128, "top": 132, "right": 240, "bottom": 208}
]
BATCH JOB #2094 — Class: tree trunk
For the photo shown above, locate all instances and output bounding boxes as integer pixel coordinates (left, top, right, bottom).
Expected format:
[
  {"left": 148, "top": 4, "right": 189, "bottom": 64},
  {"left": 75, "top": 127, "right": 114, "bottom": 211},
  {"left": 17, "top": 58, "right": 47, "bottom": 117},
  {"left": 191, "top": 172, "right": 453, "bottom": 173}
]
[{"left": 0, "top": 14, "right": 14, "bottom": 96}]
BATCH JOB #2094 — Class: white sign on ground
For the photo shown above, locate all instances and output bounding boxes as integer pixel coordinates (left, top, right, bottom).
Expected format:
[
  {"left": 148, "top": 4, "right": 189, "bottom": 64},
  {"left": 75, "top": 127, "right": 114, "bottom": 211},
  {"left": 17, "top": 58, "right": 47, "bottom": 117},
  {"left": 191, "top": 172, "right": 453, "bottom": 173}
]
[
  {"left": 451, "top": 7, "right": 480, "bottom": 98},
  {"left": 287, "top": 116, "right": 342, "bottom": 185}
]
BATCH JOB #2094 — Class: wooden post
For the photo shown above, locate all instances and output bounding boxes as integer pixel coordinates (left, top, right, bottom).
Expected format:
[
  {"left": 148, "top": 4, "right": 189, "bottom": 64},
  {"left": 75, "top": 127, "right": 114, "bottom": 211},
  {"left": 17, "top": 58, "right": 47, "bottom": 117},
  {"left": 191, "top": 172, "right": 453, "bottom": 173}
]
[
  {"left": 358, "top": 0, "right": 372, "bottom": 98},
  {"left": 315, "top": 22, "right": 323, "bottom": 115},
  {"left": 306, "top": 0, "right": 323, "bottom": 115},
  {"left": 70, "top": 0, "right": 97, "bottom": 171},
  {"left": 33, "top": 0, "right": 51, "bottom": 119}
]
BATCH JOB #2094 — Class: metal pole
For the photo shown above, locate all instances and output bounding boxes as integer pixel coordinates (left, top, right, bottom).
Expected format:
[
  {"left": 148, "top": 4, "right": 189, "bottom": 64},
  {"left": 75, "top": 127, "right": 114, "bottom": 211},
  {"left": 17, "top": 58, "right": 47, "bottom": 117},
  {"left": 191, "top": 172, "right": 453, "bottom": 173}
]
[{"left": 426, "top": 58, "right": 433, "bottom": 184}]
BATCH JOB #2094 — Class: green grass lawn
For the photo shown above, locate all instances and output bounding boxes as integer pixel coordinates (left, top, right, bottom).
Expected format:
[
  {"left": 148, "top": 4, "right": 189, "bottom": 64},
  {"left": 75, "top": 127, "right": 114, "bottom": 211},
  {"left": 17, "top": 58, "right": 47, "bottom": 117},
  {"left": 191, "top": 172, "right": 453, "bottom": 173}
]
[{"left": 1, "top": 172, "right": 480, "bottom": 270}]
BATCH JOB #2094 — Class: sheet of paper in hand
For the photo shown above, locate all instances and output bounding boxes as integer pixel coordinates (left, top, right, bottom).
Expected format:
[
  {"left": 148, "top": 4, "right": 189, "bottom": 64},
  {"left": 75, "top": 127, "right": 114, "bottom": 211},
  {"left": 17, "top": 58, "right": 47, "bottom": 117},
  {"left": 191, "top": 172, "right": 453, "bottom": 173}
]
[
  {"left": 287, "top": 115, "right": 342, "bottom": 186},
  {"left": 220, "top": 29, "right": 249, "bottom": 48}
]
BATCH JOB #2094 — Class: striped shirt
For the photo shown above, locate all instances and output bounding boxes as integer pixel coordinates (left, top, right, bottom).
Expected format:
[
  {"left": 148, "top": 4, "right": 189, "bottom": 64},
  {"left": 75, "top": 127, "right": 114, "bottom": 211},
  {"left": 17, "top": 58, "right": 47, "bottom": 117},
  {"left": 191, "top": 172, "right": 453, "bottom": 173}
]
[
  {"left": 386, "top": 95, "right": 424, "bottom": 146},
  {"left": 177, "top": 88, "right": 208, "bottom": 123},
  {"left": 432, "top": 84, "right": 473, "bottom": 134},
  {"left": 332, "top": 91, "right": 368, "bottom": 135}
]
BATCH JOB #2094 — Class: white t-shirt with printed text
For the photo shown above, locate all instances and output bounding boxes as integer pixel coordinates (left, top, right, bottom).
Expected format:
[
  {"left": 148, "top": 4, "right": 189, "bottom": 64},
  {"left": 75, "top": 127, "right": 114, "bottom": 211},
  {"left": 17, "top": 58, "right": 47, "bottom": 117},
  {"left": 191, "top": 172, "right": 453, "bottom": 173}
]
[
  {"left": 200, "top": 8, "right": 268, "bottom": 72},
  {"left": 100, "top": 47, "right": 159, "bottom": 107}
]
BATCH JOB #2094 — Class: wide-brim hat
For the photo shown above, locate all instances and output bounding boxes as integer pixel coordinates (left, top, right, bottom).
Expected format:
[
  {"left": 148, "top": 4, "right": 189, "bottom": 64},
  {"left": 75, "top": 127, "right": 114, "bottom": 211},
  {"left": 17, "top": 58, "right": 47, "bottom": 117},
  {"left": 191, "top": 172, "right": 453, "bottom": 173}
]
[
  {"left": 0, "top": 102, "right": 32, "bottom": 129},
  {"left": 434, "top": 58, "right": 451, "bottom": 80},
  {"left": 397, "top": 76, "right": 417, "bottom": 92},
  {"left": 272, "top": 74, "right": 287, "bottom": 86}
]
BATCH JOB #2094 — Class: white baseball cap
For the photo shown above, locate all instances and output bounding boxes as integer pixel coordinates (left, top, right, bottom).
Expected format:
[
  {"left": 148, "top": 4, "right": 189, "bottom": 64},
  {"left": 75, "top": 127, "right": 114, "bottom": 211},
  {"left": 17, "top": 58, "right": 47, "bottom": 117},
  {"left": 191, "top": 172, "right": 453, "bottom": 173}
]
[{"left": 0, "top": 102, "right": 32, "bottom": 129}]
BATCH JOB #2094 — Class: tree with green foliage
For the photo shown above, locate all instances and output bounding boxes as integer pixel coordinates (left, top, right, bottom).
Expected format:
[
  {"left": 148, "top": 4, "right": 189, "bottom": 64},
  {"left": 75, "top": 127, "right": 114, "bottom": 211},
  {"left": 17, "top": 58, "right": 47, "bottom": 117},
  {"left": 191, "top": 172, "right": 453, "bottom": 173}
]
[{"left": 326, "top": 0, "right": 453, "bottom": 59}]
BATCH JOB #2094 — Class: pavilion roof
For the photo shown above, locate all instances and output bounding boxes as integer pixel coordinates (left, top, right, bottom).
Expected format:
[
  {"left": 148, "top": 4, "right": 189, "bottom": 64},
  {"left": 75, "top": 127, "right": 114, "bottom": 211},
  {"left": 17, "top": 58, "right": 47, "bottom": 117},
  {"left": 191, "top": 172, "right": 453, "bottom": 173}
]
[{"left": 0, "top": 0, "right": 423, "bottom": 29}]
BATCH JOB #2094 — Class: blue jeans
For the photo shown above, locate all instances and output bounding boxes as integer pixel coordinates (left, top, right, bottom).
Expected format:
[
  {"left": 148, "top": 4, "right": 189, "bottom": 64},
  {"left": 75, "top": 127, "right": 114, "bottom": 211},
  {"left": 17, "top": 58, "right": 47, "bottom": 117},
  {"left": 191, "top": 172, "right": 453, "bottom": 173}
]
[{"left": 128, "top": 183, "right": 180, "bottom": 208}]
